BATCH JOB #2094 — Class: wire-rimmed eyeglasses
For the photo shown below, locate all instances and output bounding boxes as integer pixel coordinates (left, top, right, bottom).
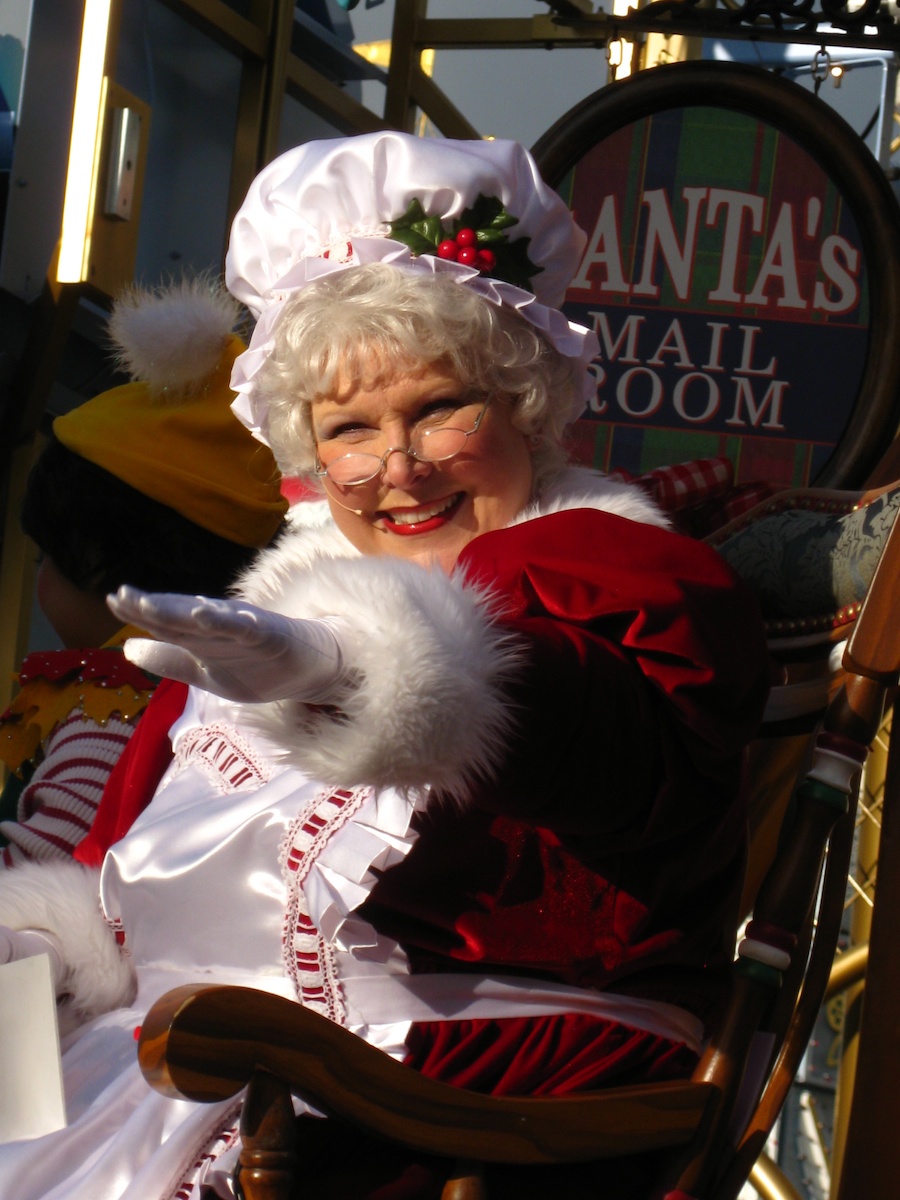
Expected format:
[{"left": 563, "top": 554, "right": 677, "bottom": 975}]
[{"left": 315, "top": 398, "right": 491, "bottom": 487}]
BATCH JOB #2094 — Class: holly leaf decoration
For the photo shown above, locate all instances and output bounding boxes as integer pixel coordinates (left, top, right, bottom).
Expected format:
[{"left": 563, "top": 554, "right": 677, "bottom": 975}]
[
  {"left": 388, "top": 193, "right": 542, "bottom": 292},
  {"left": 390, "top": 198, "right": 428, "bottom": 233},
  {"left": 489, "top": 236, "right": 542, "bottom": 291},
  {"left": 388, "top": 199, "right": 448, "bottom": 256},
  {"left": 454, "top": 195, "right": 541, "bottom": 289},
  {"left": 456, "top": 194, "right": 517, "bottom": 235}
]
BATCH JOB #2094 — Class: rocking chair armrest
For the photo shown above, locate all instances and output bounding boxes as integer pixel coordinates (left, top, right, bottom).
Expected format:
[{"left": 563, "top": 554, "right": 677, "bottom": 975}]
[{"left": 138, "top": 983, "right": 714, "bottom": 1164}]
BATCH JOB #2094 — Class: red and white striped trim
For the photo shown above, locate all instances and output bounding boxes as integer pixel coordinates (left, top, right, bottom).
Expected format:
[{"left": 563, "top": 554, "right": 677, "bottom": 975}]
[
  {"left": 280, "top": 785, "right": 373, "bottom": 1023},
  {"left": 168, "top": 1104, "right": 241, "bottom": 1200},
  {"left": 103, "top": 912, "right": 131, "bottom": 957},
  {"left": 172, "top": 722, "right": 274, "bottom": 794}
]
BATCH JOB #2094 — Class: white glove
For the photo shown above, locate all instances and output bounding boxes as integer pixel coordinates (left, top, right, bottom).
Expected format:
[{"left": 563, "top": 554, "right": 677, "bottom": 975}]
[
  {"left": 107, "top": 585, "right": 348, "bottom": 705},
  {"left": 0, "top": 926, "right": 64, "bottom": 993}
]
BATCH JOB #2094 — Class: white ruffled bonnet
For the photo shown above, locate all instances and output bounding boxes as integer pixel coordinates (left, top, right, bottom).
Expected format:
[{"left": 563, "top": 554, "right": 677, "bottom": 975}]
[{"left": 225, "top": 131, "right": 598, "bottom": 443}]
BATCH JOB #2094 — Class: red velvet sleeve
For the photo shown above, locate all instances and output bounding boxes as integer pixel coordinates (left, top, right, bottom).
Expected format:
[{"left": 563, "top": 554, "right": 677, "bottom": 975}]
[{"left": 454, "top": 508, "right": 770, "bottom": 836}]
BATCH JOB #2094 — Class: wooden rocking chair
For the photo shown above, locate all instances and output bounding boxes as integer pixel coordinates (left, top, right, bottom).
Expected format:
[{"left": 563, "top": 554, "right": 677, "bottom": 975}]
[{"left": 137, "top": 483, "right": 900, "bottom": 1200}]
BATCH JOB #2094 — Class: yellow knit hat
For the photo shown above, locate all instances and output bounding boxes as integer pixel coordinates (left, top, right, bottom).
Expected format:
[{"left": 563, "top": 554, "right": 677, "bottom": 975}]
[{"left": 53, "top": 283, "right": 287, "bottom": 549}]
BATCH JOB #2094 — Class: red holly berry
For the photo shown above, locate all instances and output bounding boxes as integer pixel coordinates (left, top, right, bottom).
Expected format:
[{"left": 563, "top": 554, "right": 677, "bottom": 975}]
[
  {"left": 477, "top": 248, "right": 496, "bottom": 272},
  {"left": 437, "top": 239, "right": 459, "bottom": 260},
  {"left": 457, "top": 246, "right": 479, "bottom": 266},
  {"left": 455, "top": 227, "right": 477, "bottom": 248}
]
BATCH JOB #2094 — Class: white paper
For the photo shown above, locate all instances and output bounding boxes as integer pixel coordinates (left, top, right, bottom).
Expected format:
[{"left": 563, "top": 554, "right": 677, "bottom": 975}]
[{"left": 0, "top": 955, "right": 66, "bottom": 1142}]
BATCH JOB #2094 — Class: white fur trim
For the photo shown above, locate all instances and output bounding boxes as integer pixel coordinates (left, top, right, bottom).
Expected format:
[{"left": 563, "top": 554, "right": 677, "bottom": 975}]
[
  {"left": 0, "top": 861, "right": 135, "bottom": 1031},
  {"left": 108, "top": 275, "right": 242, "bottom": 394},
  {"left": 231, "top": 466, "right": 666, "bottom": 798},
  {"left": 519, "top": 466, "right": 670, "bottom": 530},
  {"left": 284, "top": 496, "right": 333, "bottom": 530},
  {"left": 237, "top": 551, "right": 521, "bottom": 803}
]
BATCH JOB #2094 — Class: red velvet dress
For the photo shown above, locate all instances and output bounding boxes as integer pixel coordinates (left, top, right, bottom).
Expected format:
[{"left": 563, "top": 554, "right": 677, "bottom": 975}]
[
  {"left": 365, "top": 510, "right": 768, "bottom": 1013},
  {"left": 299, "top": 510, "right": 769, "bottom": 1199}
]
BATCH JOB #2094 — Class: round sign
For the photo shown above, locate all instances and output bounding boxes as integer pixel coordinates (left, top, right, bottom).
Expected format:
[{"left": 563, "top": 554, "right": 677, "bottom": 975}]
[{"left": 533, "top": 62, "right": 900, "bottom": 488}]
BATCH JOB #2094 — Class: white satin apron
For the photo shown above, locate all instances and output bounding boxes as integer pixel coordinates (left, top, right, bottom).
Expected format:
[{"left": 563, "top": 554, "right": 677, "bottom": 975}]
[{"left": 0, "top": 689, "right": 702, "bottom": 1200}]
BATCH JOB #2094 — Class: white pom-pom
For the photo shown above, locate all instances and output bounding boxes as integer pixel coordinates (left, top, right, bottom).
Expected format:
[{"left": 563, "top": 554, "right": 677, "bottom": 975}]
[{"left": 108, "top": 274, "right": 244, "bottom": 395}]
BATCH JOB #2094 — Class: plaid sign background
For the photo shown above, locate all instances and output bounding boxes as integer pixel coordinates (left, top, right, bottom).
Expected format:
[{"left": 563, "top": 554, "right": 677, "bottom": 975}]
[{"left": 559, "top": 106, "right": 870, "bottom": 489}]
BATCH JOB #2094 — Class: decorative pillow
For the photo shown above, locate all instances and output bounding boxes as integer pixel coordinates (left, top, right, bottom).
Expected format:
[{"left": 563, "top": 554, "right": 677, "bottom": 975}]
[{"left": 710, "top": 486, "right": 900, "bottom": 637}]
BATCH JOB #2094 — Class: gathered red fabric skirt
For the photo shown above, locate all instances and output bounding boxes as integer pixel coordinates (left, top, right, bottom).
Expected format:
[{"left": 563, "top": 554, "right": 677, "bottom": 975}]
[
  {"left": 279, "top": 1013, "right": 699, "bottom": 1200},
  {"left": 403, "top": 1012, "right": 697, "bottom": 1095}
]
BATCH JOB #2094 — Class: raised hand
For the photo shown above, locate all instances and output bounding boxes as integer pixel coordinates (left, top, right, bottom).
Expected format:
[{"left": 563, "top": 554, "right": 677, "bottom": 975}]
[{"left": 107, "top": 585, "right": 347, "bottom": 704}]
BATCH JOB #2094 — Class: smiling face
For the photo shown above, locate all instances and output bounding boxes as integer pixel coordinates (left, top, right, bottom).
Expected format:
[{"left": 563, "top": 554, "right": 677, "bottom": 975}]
[{"left": 312, "top": 362, "right": 534, "bottom": 572}]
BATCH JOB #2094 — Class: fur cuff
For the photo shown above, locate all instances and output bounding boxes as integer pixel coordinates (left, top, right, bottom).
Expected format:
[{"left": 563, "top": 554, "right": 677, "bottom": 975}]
[
  {"left": 231, "top": 467, "right": 666, "bottom": 801},
  {"left": 0, "top": 861, "right": 135, "bottom": 1029},
  {"left": 237, "top": 553, "right": 522, "bottom": 802}
]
